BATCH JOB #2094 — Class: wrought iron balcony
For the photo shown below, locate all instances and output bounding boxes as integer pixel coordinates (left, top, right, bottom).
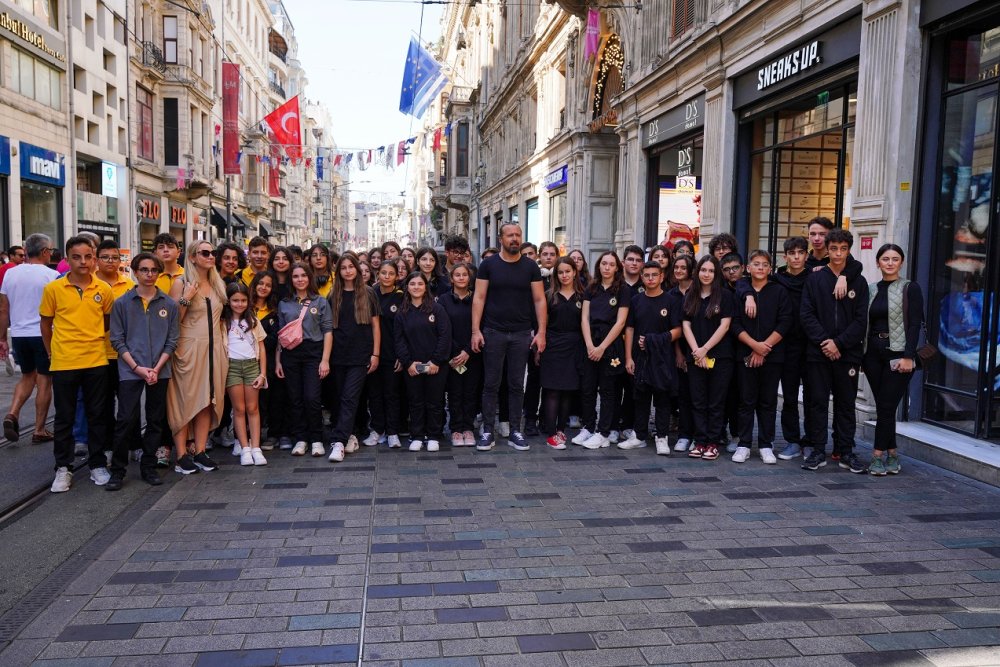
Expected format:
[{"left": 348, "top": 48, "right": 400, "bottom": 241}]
[
  {"left": 141, "top": 41, "right": 166, "bottom": 73},
  {"left": 269, "top": 80, "right": 285, "bottom": 98}
]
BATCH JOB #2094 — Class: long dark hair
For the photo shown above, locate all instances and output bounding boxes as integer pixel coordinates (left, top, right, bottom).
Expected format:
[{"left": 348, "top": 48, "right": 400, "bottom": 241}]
[
  {"left": 223, "top": 281, "right": 259, "bottom": 331},
  {"left": 569, "top": 249, "right": 591, "bottom": 286},
  {"left": 331, "top": 253, "right": 375, "bottom": 327},
  {"left": 415, "top": 246, "right": 445, "bottom": 283},
  {"left": 672, "top": 254, "right": 695, "bottom": 287},
  {"left": 684, "top": 255, "right": 723, "bottom": 319},
  {"left": 548, "top": 257, "right": 583, "bottom": 306},
  {"left": 288, "top": 261, "right": 318, "bottom": 299},
  {"left": 250, "top": 270, "right": 278, "bottom": 313},
  {"left": 401, "top": 271, "right": 433, "bottom": 315},
  {"left": 268, "top": 246, "right": 293, "bottom": 282},
  {"left": 587, "top": 251, "right": 623, "bottom": 297}
]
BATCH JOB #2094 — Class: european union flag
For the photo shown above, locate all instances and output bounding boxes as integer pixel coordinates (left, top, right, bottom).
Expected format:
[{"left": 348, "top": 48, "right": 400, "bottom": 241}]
[{"left": 399, "top": 37, "right": 448, "bottom": 118}]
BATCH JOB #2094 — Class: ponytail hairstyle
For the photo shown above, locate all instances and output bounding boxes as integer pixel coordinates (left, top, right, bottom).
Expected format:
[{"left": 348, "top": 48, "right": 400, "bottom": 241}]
[{"left": 684, "top": 255, "right": 724, "bottom": 320}]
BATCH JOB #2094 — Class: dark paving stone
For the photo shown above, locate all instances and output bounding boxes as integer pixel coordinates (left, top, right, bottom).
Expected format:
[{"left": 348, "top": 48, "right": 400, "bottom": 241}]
[
  {"left": 374, "top": 496, "right": 422, "bottom": 505},
  {"left": 688, "top": 607, "right": 764, "bottom": 626},
  {"left": 458, "top": 463, "right": 497, "bottom": 469},
  {"left": 937, "top": 537, "right": 1000, "bottom": 549},
  {"left": 291, "top": 468, "right": 331, "bottom": 474},
  {"left": 631, "top": 515, "right": 683, "bottom": 525},
  {"left": 820, "top": 482, "right": 870, "bottom": 490},
  {"left": 861, "top": 562, "right": 931, "bottom": 575},
  {"left": 440, "top": 477, "right": 485, "bottom": 484},
  {"left": 433, "top": 581, "right": 499, "bottom": 595},
  {"left": 518, "top": 632, "right": 597, "bottom": 653},
  {"left": 174, "top": 568, "right": 242, "bottom": 582},
  {"left": 328, "top": 498, "right": 370, "bottom": 506},
  {"left": 624, "top": 467, "right": 664, "bottom": 473},
  {"left": 776, "top": 544, "right": 836, "bottom": 557},
  {"left": 367, "top": 583, "right": 433, "bottom": 598},
  {"left": 723, "top": 491, "right": 770, "bottom": 500},
  {"left": 768, "top": 490, "right": 816, "bottom": 498},
  {"left": 844, "top": 651, "right": 933, "bottom": 667},
  {"left": 423, "top": 508, "right": 474, "bottom": 517},
  {"left": 580, "top": 518, "right": 633, "bottom": 527},
  {"left": 237, "top": 522, "right": 295, "bottom": 531},
  {"left": 371, "top": 542, "right": 427, "bottom": 554},
  {"left": 56, "top": 623, "right": 140, "bottom": 642},
  {"left": 418, "top": 455, "right": 454, "bottom": 461},
  {"left": 436, "top": 606, "right": 508, "bottom": 623},
  {"left": 802, "top": 525, "right": 862, "bottom": 536},
  {"left": 291, "top": 520, "right": 345, "bottom": 529},
  {"left": 177, "top": 503, "right": 228, "bottom": 510},
  {"left": 495, "top": 499, "right": 543, "bottom": 508},
  {"left": 427, "top": 540, "right": 484, "bottom": 551},
  {"left": 887, "top": 598, "right": 964, "bottom": 615},
  {"left": 910, "top": 511, "right": 1000, "bottom": 523},
  {"left": 262, "top": 483, "right": 308, "bottom": 489},
  {"left": 276, "top": 554, "right": 339, "bottom": 567},
  {"left": 514, "top": 492, "right": 561, "bottom": 500},
  {"left": 980, "top": 546, "right": 1000, "bottom": 558},
  {"left": 730, "top": 512, "right": 783, "bottom": 522},
  {"left": 663, "top": 500, "right": 714, "bottom": 508},
  {"left": 718, "top": 547, "right": 781, "bottom": 559},
  {"left": 860, "top": 631, "right": 947, "bottom": 651},
  {"left": 194, "top": 649, "right": 279, "bottom": 667},
  {"left": 275, "top": 499, "right": 325, "bottom": 508},
  {"left": 678, "top": 476, "right": 722, "bottom": 483},
  {"left": 108, "top": 570, "right": 178, "bottom": 585},
  {"left": 755, "top": 605, "right": 832, "bottom": 622},
  {"left": 626, "top": 541, "right": 687, "bottom": 553},
  {"left": 944, "top": 612, "right": 1000, "bottom": 628},
  {"left": 277, "top": 644, "right": 358, "bottom": 665},
  {"left": 337, "top": 465, "right": 376, "bottom": 471}
]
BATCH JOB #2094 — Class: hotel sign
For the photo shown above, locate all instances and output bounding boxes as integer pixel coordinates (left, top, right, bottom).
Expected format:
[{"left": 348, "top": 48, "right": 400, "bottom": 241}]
[{"left": 0, "top": 12, "right": 66, "bottom": 63}]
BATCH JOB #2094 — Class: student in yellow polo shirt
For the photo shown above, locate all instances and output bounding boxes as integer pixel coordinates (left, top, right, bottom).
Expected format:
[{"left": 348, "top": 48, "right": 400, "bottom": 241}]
[
  {"left": 236, "top": 236, "right": 271, "bottom": 287},
  {"left": 96, "top": 239, "right": 136, "bottom": 461},
  {"left": 40, "top": 236, "right": 114, "bottom": 493},
  {"left": 153, "top": 233, "right": 184, "bottom": 295}
]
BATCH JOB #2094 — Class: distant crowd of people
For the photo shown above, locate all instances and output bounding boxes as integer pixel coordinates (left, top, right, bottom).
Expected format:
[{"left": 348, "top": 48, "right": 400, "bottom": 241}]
[{"left": 0, "top": 215, "right": 925, "bottom": 494}]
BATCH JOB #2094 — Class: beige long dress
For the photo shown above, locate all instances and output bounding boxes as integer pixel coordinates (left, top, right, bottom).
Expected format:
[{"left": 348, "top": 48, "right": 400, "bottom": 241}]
[{"left": 167, "top": 293, "right": 229, "bottom": 434}]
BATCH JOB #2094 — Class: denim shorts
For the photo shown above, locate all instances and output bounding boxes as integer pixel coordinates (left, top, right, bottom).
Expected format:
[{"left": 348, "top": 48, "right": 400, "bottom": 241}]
[{"left": 226, "top": 358, "right": 261, "bottom": 387}]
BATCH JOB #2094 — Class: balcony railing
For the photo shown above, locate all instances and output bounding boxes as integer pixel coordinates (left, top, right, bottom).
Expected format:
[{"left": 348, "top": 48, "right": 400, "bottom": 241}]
[
  {"left": 271, "top": 219, "right": 286, "bottom": 232},
  {"left": 269, "top": 80, "right": 285, "bottom": 98},
  {"left": 141, "top": 41, "right": 166, "bottom": 73}
]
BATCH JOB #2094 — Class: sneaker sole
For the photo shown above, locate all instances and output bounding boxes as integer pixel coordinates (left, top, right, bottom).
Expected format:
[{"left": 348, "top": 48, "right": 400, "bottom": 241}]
[
  {"left": 174, "top": 466, "right": 199, "bottom": 475},
  {"left": 476, "top": 444, "right": 495, "bottom": 451},
  {"left": 869, "top": 470, "right": 887, "bottom": 477},
  {"left": 802, "top": 460, "right": 827, "bottom": 470},
  {"left": 507, "top": 441, "right": 530, "bottom": 451}
]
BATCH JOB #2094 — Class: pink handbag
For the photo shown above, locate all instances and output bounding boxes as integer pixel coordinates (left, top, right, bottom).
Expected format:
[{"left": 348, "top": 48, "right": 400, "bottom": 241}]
[{"left": 277, "top": 305, "right": 308, "bottom": 350}]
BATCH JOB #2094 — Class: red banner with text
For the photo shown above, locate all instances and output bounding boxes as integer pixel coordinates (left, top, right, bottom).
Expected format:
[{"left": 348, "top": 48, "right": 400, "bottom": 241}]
[{"left": 222, "top": 62, "right": 241, "bottom": 176}]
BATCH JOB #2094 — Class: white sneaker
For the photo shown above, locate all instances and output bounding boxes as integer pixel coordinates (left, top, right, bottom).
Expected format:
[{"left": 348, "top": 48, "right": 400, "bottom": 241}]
[
  {"left": 581, "top": 432, "right": 609, "bottom": 450},
  {"left": 732, "top": 446, "right": 751, "bottom": 463},
  {"left": 363, "top": 431, "right": 380, "bottom": 447},
  {"left": 51, "top": 467, "right": 72, "bottom": 493},
  {"left": 90, "top": 467, "right": 111, "bottom": 486},
  {"left": 240, "top": 447, "right": 254, "bottom": 466},
  {"left": 568, "top": 415, "right": 582, "bottom": 429},
  {"left": 387, "top": 435, "right": 402, "bottom": 448},
  {"left": 311, "top": 442, "right": 325, "bottom": 457},
  {"left": 617, "top": 436, "right": 647, "bottom": 450},
  {"left": 622, "top": 429, "right": 636, "bottom": 441},
  {"left": 232, "top": 441, "right": 243, "bottom": 457},
  {"left": 609, "top": 430, "right": 620, "bottom": 444},
  {"left": 498, "top": 422, "right": 510, "bottom": 438},
  {"left": 346, "top": 435, "right": 359, "bottom": 453},
  {"left": 426, "top": 440, "right": 440, "bottom": 452},
  {"left": 328, "top": 442, "right": 345, "bottom": 462},
  {"left": 673, "top": 438, "right": 691, "bottom": 452},
  {"left": 760, "top": 447, "right": 777, "bottom": 465},
  {"left": 408, "top": 440, "right": 423, "bottom": 452},
  {"left": 291, "top": 441, "right": 307, "bottom": 456},
  {"left": 655, "top": 437, "right": 671, "bottom": 456},
  {"left": 251, "top": 448, "right": 267, "bottom": 465},
  {"left": 572, "top": 429, "right": 594, "bottom": 445}
]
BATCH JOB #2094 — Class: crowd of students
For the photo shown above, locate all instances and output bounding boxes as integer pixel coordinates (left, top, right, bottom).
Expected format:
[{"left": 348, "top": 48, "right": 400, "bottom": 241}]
[{"left": 10, "top": 214, "right": 924, "bottom": 494}]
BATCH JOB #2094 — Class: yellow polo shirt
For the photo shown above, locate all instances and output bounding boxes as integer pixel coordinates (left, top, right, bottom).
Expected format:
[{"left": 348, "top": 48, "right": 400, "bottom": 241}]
[
  {"left": 103, "top": 275, "right": 136, "bottom": 359},
  {"left": 39, "top": 275, "right": 114, "bottom": 372},
  {"left": 239, "top": 266, "right": 258, "bottom": 287},
  {"left": 155, "top": 266, "right": 184, "bottom": 295}
]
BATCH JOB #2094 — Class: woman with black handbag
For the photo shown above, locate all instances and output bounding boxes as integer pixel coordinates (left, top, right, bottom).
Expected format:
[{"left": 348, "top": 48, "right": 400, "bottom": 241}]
[{"left": 863, "top": 244, "right": 925, "bottom": 476}]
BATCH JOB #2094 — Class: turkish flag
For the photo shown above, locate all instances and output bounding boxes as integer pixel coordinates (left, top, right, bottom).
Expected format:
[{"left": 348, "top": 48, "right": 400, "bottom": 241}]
[{"left": 263, "top": 96, "right": 302, "bottom": 159}]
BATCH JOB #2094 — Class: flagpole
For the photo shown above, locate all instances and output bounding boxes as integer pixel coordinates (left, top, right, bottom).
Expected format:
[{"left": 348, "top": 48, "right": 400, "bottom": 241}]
[{"left": 226, "top": 177, "right": 232, "bottom": 242}]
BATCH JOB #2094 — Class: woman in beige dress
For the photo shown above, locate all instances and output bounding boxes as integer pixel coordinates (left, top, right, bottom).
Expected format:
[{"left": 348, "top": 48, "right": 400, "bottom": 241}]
[{"left": 168, "top": 240, "right": 228, "bottom": 474}]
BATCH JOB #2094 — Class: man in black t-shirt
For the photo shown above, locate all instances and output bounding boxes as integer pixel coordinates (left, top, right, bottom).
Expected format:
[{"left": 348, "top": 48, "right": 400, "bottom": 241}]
[{"left": 471, "top": 223, "right": 547, "bottom": 452}]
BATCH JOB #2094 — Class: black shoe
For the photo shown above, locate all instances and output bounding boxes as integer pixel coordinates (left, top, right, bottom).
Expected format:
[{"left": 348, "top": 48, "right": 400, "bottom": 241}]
[
  {"left": 105, "top": 474, "right": 124, "bottom": 491},
  {"left": 524, "top": 421, "right": 540, "bottom": 437},
  {"left": 174, "top": 454, "right": 199, "bottom": 475},
  {"left": 141, "top": 469, "right": 163, "bottom": 486},
  {"left": 801, "top": 450, "right": 827, "bottom": 471},
  {"left": 193, "top": 452, "right": 219, "bottom": 472},
  {"left": 839, "top": 452, "right": 868, "bottom": 474}
]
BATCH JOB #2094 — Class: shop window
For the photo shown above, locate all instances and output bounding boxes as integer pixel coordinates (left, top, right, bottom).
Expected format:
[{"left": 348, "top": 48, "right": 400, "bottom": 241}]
[
  {"left": 137, "top": 86, "right": 154, "bottom": 160},
  {"left": 439, "top": 153, "right": 448, "bottom": 186},
  {"left": 163, "top": 16, "right": 178, "bottom": 63},
  {"left": 549, "top": 191, "right": 567, "bottom": 254},
  {"left": 649, "top": 136, "right": 703, "bottom": 250},
  {"left": 21, "top": 182, "right": 61, "bottom": 243},
  {"left": 456, "top": 123, "right": 469, "bottom": 177},
  {"left": 10, "top": 50, "right": 62, "bottom": 110}
]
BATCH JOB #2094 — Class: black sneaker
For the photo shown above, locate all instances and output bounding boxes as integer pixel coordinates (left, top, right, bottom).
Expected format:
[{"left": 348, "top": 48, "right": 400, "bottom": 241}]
[
  {"left": 524, "top": 420, "right": 540, "bottom": 437},
  {"left": 507, "top": 431, "right": 530, "bottom": 451},
  {"left": 839, "top": 452, "right": 868, "bottom": 474},
  {"left": 141, "top": 469, "right": 164, "bottom": 486},
  {"left": 174, "top": 454, "right": 199, "bottom": 475},
  {"left": 193, "top": 452, "right": 219, "bottom": 472},
  {"left": 801, "top": 450, "right": 827, "bottom": 471},
  {"left": 105, "top": 474, "right": 124, "bottom": 491},
  {"left": 476, "top": 431, "right": 494, "bottom": 451}
]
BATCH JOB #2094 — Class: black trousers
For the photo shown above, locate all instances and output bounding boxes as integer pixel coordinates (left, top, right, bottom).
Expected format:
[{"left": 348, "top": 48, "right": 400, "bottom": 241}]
[
  {"left": 632, "top": 384, "right": 672, "bottom": 440},
  {"left": 53, "top": 366, "right": 108, "bottom": 470},
  {"left": 780, "top": 337, "right": 809, "bottom": 446},
  {"left": 447, "top": 355, "right": 482, "bottom": 433},
  {"left": 523, "top": 354, "right": 541, "bottom": 425},
  {"left": 862, "top": 339, "right": 912, "bottom": 452},
  {"left": 112, "top": 379, "right": 169, "bottom": 476},
  {"left": 616, "top": 374, "right": 635, "bottom": 433},
  {"left": 283, "top": 341, "right": 324, "bottom": 443},
  {"left": 725, "top": 364, "right": 740, "bottom": 439},
  {"left": 103, "top": 362, "right": 119, "bottom": 449},
  {"left": 481, "top": 328, "right": 531, "bottom": 431},
  {"left": 264, "top": 354, "right": 289, "bottom": 440},
  {"left": 805, "top": 358, "right": 860, "bottom": 455},
  {"left": 405, "top": 370, "right": 448, "bottom": 440},
  {"left": 676, "top": 367, "right": 694, "bottom": 440},
  {"left": 581, "top": 360, "right": 620, "bottom": 436},
  {"left": 688, "top": 359, "right": 734, "bottom": 446},
  {"left": 368, "top": 362, "right": 404, "bottom": 436},
  {"left": 738, "top": 362, "right": 782, "bottom": 448},
  {"left": 330, "top": 365, "right": 368, "bottom": 444}
]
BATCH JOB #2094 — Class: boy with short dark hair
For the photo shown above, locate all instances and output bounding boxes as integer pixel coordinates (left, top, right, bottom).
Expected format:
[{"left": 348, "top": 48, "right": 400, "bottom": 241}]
[
  {"left": 709, "top": 233, "right": 739, "bottom": 262},
  {"left": 775, "top": 236, "right": 813, "bottom": 460},
  {"left": 153, "top": 233, "right": 183, "bottom": 295},
  {"left": 240, "top": 236, "right": 272, "bottom": 286}
]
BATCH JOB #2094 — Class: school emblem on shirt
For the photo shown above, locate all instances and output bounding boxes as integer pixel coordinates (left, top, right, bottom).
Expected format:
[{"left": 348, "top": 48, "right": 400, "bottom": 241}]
[
  {"left": 158, "top": 308, "right": 167, "bottom": 318},
  {"left": 610, "top": 357, "right": 621, "bottom": 368},
  {"left": 429, "top": 314, "right": 436, "bottom": 323},
  {"left": 848, "top": 367, "right": 857, "bottom": 377},
  {"left": 638, "top": 287, "right": 645, "bottom": 294},
  {"left": 848, "top": 290, "right": 856, "bottom": 299},
  {"left": 660, "top": 308, "right": 668, "bottom": 317},
  {"left": 310, "top": 307, "right": 318, "bottom": 314},
  {"left": 94, "top": 293, "right": 103, "bottom": 303},
  {"left": 576, "top": 301, "right": 582, "bottom": 309},
  {"left": 609, "top": 297, "right": 618, "bottom": 307},
  {"left": 390, "top": 304, "right": 398, "bottom": 313}
]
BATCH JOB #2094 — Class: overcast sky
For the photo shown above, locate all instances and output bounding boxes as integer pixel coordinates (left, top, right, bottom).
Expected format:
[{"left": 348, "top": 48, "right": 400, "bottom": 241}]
[{"left": 284, "top": 0, "right": 443, "bottom": 206}]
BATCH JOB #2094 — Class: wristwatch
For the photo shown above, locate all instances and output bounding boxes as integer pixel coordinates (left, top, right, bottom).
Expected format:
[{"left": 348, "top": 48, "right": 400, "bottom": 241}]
[{"left": 178, "top": 297, "right": 191, "bottom": 307}]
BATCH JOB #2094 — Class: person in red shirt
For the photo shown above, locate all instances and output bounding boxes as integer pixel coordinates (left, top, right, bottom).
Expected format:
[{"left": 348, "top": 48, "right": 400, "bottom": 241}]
[{"left": 0, "top": 246, "right": 26, "bottom": 288}]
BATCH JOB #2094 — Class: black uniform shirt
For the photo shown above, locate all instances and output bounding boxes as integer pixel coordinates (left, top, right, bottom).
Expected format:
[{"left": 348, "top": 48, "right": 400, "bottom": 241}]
[
  {"left": 682, "top": 289, "right": 736, "bottom": 359},
  {"left": 549, "top": 291, "right": 584, "bottom": 333},
  {"left": 627, "top": 290, "right": 674, "bottom": 355},
  {"left": 331, "top": 288, "right": 379, "bottom": 366},
  {"left": 376, "top": 287, "right": 404, "bottom": 363},
  {"left": 585, "top": 282, "right": 631, "bottom": 327},
  {"left": 478, "top": 255, "right": 542, "bottom": 332}
]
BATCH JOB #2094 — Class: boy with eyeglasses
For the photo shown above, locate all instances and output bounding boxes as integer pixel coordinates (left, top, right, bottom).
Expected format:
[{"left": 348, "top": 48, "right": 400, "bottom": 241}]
[
  {"left": 96, "top": 240, "right": 135, "bottom": 466},
  {"left": 720, "top": 252, "right": 746, "bottom": 452}
]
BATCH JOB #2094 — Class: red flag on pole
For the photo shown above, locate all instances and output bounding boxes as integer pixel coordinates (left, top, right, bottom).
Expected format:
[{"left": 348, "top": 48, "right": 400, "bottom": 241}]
[
  {"left": 262, "top": 96, "right": 302, "bottom": 159},
  {"left": 222, "top": 63, "right": 241, "bottom": 175}
]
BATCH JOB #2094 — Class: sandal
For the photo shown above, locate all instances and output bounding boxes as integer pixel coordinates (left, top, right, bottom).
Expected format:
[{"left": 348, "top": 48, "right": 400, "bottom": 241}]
[
  {"left": 3, "top": 414, "right": 19, "bottom": 442},
  {"left": 31, "top": 430, "right": 54, "bottom": 444},
  {"left": 701, "top": 445, "right": 720, "bottom": 461}
]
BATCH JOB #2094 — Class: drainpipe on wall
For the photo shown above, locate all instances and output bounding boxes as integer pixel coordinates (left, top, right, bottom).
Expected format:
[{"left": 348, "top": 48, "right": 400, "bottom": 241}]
[{"left": 65, "top": 0, "right": 79, "bottom": 242}]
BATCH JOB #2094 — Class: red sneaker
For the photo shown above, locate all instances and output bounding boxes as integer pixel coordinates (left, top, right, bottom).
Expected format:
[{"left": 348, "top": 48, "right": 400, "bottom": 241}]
[
  {"left": 702, "top": 445, "right": 720, "bottom": 460},
  {"left": 688, "top": 443, "right": 705, "bottom": 459},
  {"left": 546, "top": 434, "right": 567, "bottom": 450}
]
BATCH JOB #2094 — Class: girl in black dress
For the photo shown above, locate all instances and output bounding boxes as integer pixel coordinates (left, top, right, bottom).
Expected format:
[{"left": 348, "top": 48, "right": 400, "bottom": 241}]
[
  {"left": 439, "top": 262, "right": 479, "bottom": 446},
  {"left": 415, "top": 246, "right": 451, "bottom": 297},
  {"left": 667, "top": 255, "right": 695, "bottom": 453},
  {"left": 367, "top": 261, "right": 405, "bottom": 448},
  {"left": 539, "top": 258, "right": 584, "bottom": 450}
]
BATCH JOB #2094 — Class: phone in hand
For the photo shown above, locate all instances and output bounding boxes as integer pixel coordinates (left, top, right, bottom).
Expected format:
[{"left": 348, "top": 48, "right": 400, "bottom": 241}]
[
  {"left": 454, "top": 363, "right": 467, "bottom": 375},
  {"left": 889, "top": 358, "right": 902, "bottom": 372},
  {"left": 706, "top": 357, "right": 716, "bottom": 369},
  {"left": 414, "top": 363, "right": 429, "bottom": 374}
]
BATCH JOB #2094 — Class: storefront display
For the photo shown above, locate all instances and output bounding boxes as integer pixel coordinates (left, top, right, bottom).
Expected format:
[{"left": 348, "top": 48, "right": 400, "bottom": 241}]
[
  {"left": 543, "top": 165, "right": 568, "bottom": 252},
  {"left": 19, "top": 142, "right": 64, "bottom": 243},
  {"left": 137, "top": 194, "right": 161, "bottom": 252}
]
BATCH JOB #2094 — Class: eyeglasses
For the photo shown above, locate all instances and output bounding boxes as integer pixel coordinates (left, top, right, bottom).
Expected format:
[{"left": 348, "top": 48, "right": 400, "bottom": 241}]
[
  {"left": 723, "top": 266, "right": 742, "bottom": 274},
  {"left": 748, "top": 263, "right": 770, "bottom": 270},
  {"left": 135, "top": 267, "right": 161, "bottom": 275},
  {"left": 98, "top": 255, "right": 121, "bottom": 263},
  {"left": 196, "top": 249, "right": 216, "bottom": 258}
]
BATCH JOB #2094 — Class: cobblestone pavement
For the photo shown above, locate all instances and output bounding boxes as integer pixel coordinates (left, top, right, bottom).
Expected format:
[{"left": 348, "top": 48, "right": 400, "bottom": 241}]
[{"left": 4, "top": 438, "right": 1000, "bottom": 667}]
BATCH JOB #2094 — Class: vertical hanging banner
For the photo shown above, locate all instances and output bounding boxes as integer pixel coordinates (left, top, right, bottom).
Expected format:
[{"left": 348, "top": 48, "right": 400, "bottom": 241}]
[
  {"left": 316, "top": 156, "right": 324, "bottom": 180},
  {"left": 222, "top": 62, "right": 241, "bottom": 175}
]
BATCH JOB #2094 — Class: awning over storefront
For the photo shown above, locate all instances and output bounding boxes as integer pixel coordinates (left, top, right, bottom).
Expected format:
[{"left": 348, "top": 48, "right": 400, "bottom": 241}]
[
  {"left": 258, "top": 221, "right": 274, "bottom": 237},
  {"left": 211, "top": 205, "right": 247, "bottom": 230}
]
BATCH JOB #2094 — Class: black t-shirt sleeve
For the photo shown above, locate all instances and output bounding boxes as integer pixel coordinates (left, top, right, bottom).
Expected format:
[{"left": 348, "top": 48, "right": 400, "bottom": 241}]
[
  {"left": 528, "top": 260, "right": 542, "bottom": 283},
  {"left": 618, "top": 284, "right": 632, "bottom": 310},
  {"left": 477, "top": 256, "right": 494, "bottom": 282},
  {"left": 719, "top": 290, "right": 736, "bottom": 320}
]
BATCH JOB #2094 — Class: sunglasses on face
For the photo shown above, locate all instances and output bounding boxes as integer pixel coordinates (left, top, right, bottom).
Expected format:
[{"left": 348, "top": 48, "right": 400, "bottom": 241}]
[{"left": 196, "top": 249, "right": 216, "bottom": 258}]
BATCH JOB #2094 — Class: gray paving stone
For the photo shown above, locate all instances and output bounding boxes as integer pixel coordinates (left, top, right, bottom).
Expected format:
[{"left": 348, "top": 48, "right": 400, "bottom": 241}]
[{"left": 860, "top": 631, "right": 948, "bottom": 651}]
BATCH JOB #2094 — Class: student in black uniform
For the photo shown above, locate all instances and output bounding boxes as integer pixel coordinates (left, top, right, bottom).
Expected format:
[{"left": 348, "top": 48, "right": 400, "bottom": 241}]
[
  {"left": 649, "top": 246, "right": 671, "bottom": 287},
  {"left": 327, "top": 254, "right": 380, "bottom": 463},
  {"left": 439, "top": 262, "right": 480, "bottom": 447},
  {"left": 251, "top": 271, "right": 287, "bottom": 451},
  {"left": 523, "top": 242, "right": 560, "bottom": 436},
  {"left": 720, "top": 252, "right": 746, "bottom": 453},
  {"left": 682, "top": 256, "right": 735, "bottom": 462},
  {"left": 368, "top": 261, "right": 405, "bottom": 448},
  {"left": 667, "top": 254, "right": 695, "bottom": 452},
  {"left": 415, "top": 246, "right": 451, "bottom": 297},
  {"left": 800, "top": 229, "right": 869, "bottom": 473},
  {"left": 539, "top": 257, "right": 584, "bottom": 449},
  {"left": 622, "top": 261, "right": 681, "bottom": 454},
  {"left": 615, "top": 245, "right": 646, "bottom": 442},
  {"left": 672, "top": 240, "right": 695, "bottom": 259},
  {"left": 395, "top": 272, "right": 452, "bottom": 453},
  {"left": 731, "top": 250, "right": 793, "bottom": 464},
  {"left": 574, "top": 251, "right": 630, "bottom": 450},
  {"left": 774, "top": 237, "right": 812, "bottom": 461}
]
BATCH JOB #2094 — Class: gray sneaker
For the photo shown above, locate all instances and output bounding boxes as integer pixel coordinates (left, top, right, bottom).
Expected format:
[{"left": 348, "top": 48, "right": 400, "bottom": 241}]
[
  {"left": 89, "top": 467, "right": 111, "bottom": 486},
  {"left": 778, "top": 443, "right": 802, "bottom": 460}
]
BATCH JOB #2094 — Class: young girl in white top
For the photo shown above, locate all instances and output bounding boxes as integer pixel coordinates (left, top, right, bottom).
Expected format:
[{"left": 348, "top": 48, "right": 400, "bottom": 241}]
[{"left": 224, "top": 282, "right": 268, "bottom": 465}]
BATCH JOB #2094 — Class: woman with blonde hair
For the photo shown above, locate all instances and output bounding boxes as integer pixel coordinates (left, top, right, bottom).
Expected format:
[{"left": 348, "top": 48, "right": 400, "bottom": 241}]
[{"left": 167, "top": 240, "right": 229, "bottom": 474}]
